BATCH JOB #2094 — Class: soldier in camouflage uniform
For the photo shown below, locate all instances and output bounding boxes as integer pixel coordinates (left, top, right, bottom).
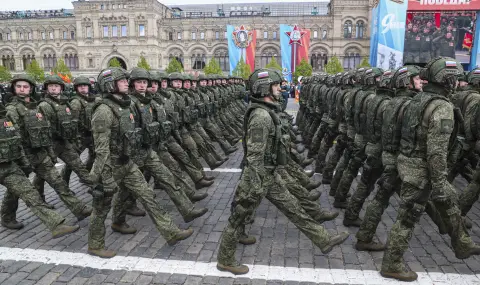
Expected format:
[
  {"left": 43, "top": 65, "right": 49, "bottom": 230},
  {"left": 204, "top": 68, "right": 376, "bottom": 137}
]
[
  {"left": 381, "top": 58, "right": 480, "bottom": 282},
  {"left": 6, "top": 75, "right": 91, "bottom": 220},
  {"left": 343, "top": 70, "right": 394, "bottom": 227},
  {"left": 61, "top": 76, "right": 96, "bottom": 186},
  {"left": 307, "top": 74, "right": 328, "bottom": 160},
  {"left": 0, "top": 75, "right": 80, "bottom": 238},
  {"left": 334, "top": 68, "right": 384, "bottom": 208},
  {"left": 158, "top": 73, "right": 214, "bottom": 189},
  {"left": 216, "top": 68, "right": 349, "bottom": 275},
  {"left": 355, "top": 66, "right": 422, "bottom": 251},
  {"left": 87, "top": 67, "right": 193, "bottom": 258},
  {"left": 34, "top": 75, "right": 96, "bottom": 197}
]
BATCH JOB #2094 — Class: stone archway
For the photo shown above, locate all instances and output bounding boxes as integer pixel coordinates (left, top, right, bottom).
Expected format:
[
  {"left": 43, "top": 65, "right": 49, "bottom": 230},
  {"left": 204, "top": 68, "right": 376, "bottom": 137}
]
[{"left": 108, "top": 57, "right": 127, "bottom": 69}]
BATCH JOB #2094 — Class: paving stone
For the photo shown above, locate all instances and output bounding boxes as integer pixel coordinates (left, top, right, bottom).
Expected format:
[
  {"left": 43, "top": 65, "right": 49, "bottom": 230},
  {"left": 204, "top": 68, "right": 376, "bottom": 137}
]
[
  {"left": 36, "top": 272, "right": 61, "bottom": 285},
  {"left": 67, "top": 277, "right": 88, "bottom": 285},
  {"left": 134, "top": 274, "right": 153, "bottom": 285},
  {"left": 57, "top": 267, "right": 82, "bottom": 282},
  {"left": 104, "top": 270, "right": 126, "bottom": 283},
  {"left": 26, "top": 263, "right": 56, "bottom": 281},
  {"left": 121, "top": 271, "right": 141, "bottom": 283},
  {"left": 3, "top": 272, "right": 29, "bottom": 285}
]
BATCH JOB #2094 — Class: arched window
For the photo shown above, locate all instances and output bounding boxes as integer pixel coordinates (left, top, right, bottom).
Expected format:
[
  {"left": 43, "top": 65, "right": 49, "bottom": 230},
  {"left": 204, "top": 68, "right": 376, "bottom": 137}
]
[
  {"left": 214, "top": 48, "right": 229, "bottom": 71},
  {"left": 168, "top": 48, "right": 184, "bottom": 68},
  {"left": 64, "top": 50, "right": 79, "bottom": 70},
  {"left": 22, "top": 54, "right": 35, "bottom": 70},
  {"left": 260, "top": 47, "right": 279, "bottom": 68},
  {"left": 2, "top": 55, "right": 15, "bottom": 71},
  {"left": 43, "top": 50, "right": 57, "bottom": 71},
  {"left": 356, "top": 21, "right": 364, "bottom": 38},
  {"left": 310, "top": 49, "right": 328, "bottom": 71},
  {"left": 344, "top": 21, "right": 352, "bottom": 39},
  {"left": 191, "top": 50, "right": 206, "bottom": 70},
  {"left": 343, "top": 48, "right": 361, "bottom": 70}
]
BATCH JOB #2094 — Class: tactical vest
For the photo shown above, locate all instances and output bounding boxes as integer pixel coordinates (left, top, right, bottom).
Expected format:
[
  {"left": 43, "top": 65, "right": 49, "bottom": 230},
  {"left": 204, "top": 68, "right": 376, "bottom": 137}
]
[
  {"left": 455, "top": 90, "right": 480, "bottom": 143},
  {"left": 400, "top": 93, "right": 450, "bottom": 158},
  {"left": 242, "top": 103, "right": 290, "bottom": 167},
  {"left": 353, "top": 89, "right": 375, "bottom": 135},
  {"left": 157, "top": 91, "right": 180, "bottom": 130},
  {"left": 346, "top": 87, "right": 363, "bottom": 127},
  {"left": 184, "top": 91, "right": 199, "bottom": 124},
  {"left": 10, "top": 101, "right": 52, "bottom": 149},
  {"left": 382, "top": 96, "right": 412, "bottom": 153},
  {"left": 96, "top": 98, "right": 143, "bottom": 158},
  {"left": 366, "top": 95, "right": 390, "bottom": 143},
  {"left": 72, "top": 96, "right": 96, "bottom": 133},
  {"left": 327, "top": 87, "right": 342, "bottom": 120},
  {"left": 43, "top": 97, "right": 79, "bottom": 141},
  {"left": 0, "top": 116, "right": 23, "bottom": 163},
  {"left": 131, "top": 96, "right": 161, "bottom": 147},
  {"left": 335, "top": 87, "right": 352, "bottom": 123}
]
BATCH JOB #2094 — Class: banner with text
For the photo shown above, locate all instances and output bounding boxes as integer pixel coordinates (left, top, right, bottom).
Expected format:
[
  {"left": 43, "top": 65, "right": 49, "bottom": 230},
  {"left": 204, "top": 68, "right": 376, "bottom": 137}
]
[
  {"left": 280, "top": 24, "right": 310, "bottom": 83},
  {"left": 408, "top": 0, "right": 480, "bottom": 11},
  {"left": 227, "top": 25, "right": 256, "bottom": 74},
  {"left": 369, "top": 0, "right": 409, "bottom": 70}
]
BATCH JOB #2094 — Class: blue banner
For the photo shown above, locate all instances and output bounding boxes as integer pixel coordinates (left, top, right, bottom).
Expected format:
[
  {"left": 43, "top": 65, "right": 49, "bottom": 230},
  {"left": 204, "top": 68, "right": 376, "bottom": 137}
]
[
  {"left": 280, "top": 24, "right": 293, "bottom": 83},
  {"left": 369, "top": 0, "right": 408, "bottom": 70}
]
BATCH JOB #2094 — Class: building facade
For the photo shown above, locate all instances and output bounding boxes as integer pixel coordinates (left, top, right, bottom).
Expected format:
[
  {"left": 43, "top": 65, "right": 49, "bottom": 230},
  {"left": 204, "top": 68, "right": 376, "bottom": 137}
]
[{"left": 0, "top": 0, "right": 371, "bottom": 77}]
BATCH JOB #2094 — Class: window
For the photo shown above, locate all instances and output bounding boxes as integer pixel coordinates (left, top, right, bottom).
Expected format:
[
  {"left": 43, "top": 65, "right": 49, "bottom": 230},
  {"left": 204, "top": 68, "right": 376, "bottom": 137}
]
[
  {"left": 28, "top": 32, "right": 32, "bottom": 40},
  {"left": 273, "top": 31, "right": 277, "bottom": 39},
  {"left": 263, "top": 31, "right": 268, "bottom": 39},
  {"left": 214, "top": 49, "right": 229, "bottom": 71},
  {"left": 103, "top": 26, "right": 109, "bottom": 38},
  {"left": 41, "top": 32, "right": 45, "bottom": 40},
  {"left": 311, "top": 52, "right": 328, "bottom": 71},
  {"left": 121, "top": 25, "right": 127, "bottom": 37},
  {"left": 343, "top": 50, "right": 361, "bottom": 70},
  {"left": 215, "top": 31, "right": 219, "bottom": 39},
  {"left": 112, "top": 4, "right": 116, "bottom": 9},
  {"left": 192, "top": 32, "right": 196, "bottom": 40},
  {"left": 22, "top": 55, "right": 34, "bottom": 70},
  {"left": 112, "top": 26, "right": 118, "bottom": 37},
  {"left": 224, "top": 31, "right": 227, "bottom": 38},
  {"left": 177, "top": 32, "right": 182, "bottom": 40},
  {"left": 89, "top": 58, "right": 94, "bottom": 67},
  {"left": 123, "top": 4, "right": 127, "bottom": 8},
  {"left": 43, "top": 54, "right": 57, "bottom": 71},
  {"left": 356, "top": 21, "right": 364, "bottom": 38},
  {"left": 100, "top": 4, "right": 104, "bottom": 10},
  {"left": 71, "top": 31, "right": 75, "bottom": 39},
  {"left": 139, "top": 24, "right": 145, "bottom": 37},
  {"left": 49, "top": 32, "right": 54, "bottom": 40},
  {"left": 322, "top": 29, "right": 327, "bottom": 39},
  {"left": 86, "top": 27, "right": 92, "bottom": 39},
  {"left": 63, "top": 31, "right": 67, "bottom": 39},
  {"left": 19, "top": 33, "right": 24, "bottom": 40},
  {"left": 191, "top": 52, "right": 206, "bottom": 70},
  {"left": 65, "top": 54, "right": 79, "bottom": 70},
  {"left": 0, "top": 34, "right": 2, "bottom": 41},
  {"left": 260, "top": 48, "right": 279, "bottom": 68},
  {"left": 168, "top": 32, "right": 173, "bottom": 40},
  {"left": 7, "top": 33, "right": 11, "bottom": 40},
  {"left": 200, "top": 32, "right": 205, "bottom": 40},
  {"left": 2, "top": 55, "right": 15, "bottom": 71},
  {"left": 344, "top": 21, "right": 352, "bottom": 38},
  {"left": 313, "top": 30, "right": 318, "bottom": 39}
]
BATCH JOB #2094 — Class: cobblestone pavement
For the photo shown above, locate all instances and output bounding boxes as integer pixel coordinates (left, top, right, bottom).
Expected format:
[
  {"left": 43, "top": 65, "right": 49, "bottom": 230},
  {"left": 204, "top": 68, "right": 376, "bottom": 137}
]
[{"left": 0, "top": 100, "right": 480, "bottom": 284}]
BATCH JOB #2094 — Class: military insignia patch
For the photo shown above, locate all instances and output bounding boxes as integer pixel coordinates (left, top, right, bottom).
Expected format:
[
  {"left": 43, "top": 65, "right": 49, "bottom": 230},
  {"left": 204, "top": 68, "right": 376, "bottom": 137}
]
[
  {"left": 149, "top": 107, "right": 153, "bottom": 114},
  {"left": 36, "top": 113, "right": 43, "bottom": 120},
  {"left": 66, "top": 107, "right": 71, "bottom": 114},
  {"left": 251, "top": 128, "right": 264, "bottom": 143},
  {"left": 130, "top": 113, "right": 134, "bottom": 122},
  {"left": 440, "top": 119, "right": 453, "bottom": 134}
]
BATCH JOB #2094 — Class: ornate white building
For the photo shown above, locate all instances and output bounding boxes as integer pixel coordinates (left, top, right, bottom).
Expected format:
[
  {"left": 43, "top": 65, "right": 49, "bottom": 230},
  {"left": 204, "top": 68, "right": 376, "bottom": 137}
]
[{"left": 0, "top": 0, "right": 371, "bottom": 77}]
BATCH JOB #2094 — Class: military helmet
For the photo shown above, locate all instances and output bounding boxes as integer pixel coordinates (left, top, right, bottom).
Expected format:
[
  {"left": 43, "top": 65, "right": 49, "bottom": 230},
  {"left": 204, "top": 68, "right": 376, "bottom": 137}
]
[
  {"left": 378, "top": 70, "right": 393, "bottom": 88},
  {"left": 390, "top": 65, "right": 420, "bottom": 89},
  {"left": 458, "top": 71, "right": 468, "bottom": 82},
  {"left": 198, "top": 74, "right": 208, "bottom": 81},
  {"left": 129, "top": 67, "right": 151, "bottom": 86},
  {"left": 10, "top": 74, "right": 36, "bottom": 96},
  {"left": 97, "top": 67, "right": 129, "bottom": 93},
  {"left": 467, "top": 68, "right": 480, "bottom": 86},
  {"left": 342, "top": 70, "right": 355, "bottom": 85},
  {"left": 43, "top": 74, "right": 65, "bottom": 90},
  {"left": 183, "top": 74, "right": 193, "bottom": 82},
  {"left": 362, "top": 67, "right": 384, "bottom": 85},
  {"left": 420, "top": 57, "right": 460, "bottom": 89},
  {"left": 335, "top": 72, "right": 344, "bottom": 85},
  {"left": 149, "top": 70, "right": 162, "bottom": 83},
  {"left": 249, "top": 68, "right": 282, "bottom": 97},
  {"left": 168, "top": 72, "right": 184, "bottom": 81},
  {"left": 73, "top": 76, "right": 91, "bottom": 87}
]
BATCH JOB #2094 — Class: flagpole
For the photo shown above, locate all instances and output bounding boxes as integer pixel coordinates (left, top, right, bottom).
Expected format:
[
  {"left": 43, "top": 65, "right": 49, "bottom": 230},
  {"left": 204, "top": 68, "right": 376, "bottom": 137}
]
[{"left": 293, "top": 43, "right": 297, "bottom": 79}]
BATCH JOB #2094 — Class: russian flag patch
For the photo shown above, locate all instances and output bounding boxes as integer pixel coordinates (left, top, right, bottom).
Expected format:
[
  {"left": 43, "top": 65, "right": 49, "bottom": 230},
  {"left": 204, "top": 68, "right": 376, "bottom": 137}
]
[
  {"left": 258, "top": 71, "right": 269, "bottom": 79},
  {"left": 398, "top": 67, "right": 408, "bottom": 74},
  {"left": 445, "top": 61, "right": 457, "bottom": 67}
]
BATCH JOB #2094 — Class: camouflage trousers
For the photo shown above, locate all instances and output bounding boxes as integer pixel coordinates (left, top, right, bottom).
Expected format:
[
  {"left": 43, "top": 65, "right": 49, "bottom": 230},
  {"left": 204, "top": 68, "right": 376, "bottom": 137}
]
[
  {"left": 157, "top": 144, "right": 196, "bottom": 198},
  {"left": 89, "top": 158, "right": 180, "bottom": 250},
  {"left": 166, "top": 135, "right": 204, "bottom": 183},
  {"left": 323, "top": 129, "right": 348, "bottom": 181},
  {"left": 335, "top": 134, "right": 368, "bottom": 203},
  {"left": 315, "top": 119, "right": 339, "bottom": 172},
  {"left": 203, "top": 118, "right": 235, "bottom": 154},
  {"left": 28, "top": 150, "right": 87, "bottom": 218},
  {"left": 344, "top": 142, "right": 383, "bottom": 221},
  {"left": 191, "top": 123, "right": 225, "bottom": 164},
  {"left": 308, "top": 116, "right": 327, "bottom": 158},
  {"left": 217, "top": 167, "right": 331, "bottom": 266},
  {"left": 1, "top": 161, "right": 65, "bottom": 232},
  {"left": 127, "top": 149, "right": 196, "bottom": 222},
  {"left": 381, "top": 154, "right": 475, "bottom": 273},
  {"left": 304, "top": 115, "right": 322, "bottom": 146},
  {"left": 329, "top": 135, "right": 355, "bottom": 195},
  {"left": 459, "top": 168, "right": 480, "bottom": 217},
  {"left": 61, "top": 137, "right": 94, "bottom": 185}
]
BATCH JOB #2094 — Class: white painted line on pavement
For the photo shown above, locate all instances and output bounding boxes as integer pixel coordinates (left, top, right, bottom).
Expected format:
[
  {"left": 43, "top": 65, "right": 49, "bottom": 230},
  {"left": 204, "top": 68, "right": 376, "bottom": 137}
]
[
  {"left": 203, "top": 167, "right": 242, "bottom": 173},
  {"left": 0, "top": 247, "right": 475, "bottom": 284}
]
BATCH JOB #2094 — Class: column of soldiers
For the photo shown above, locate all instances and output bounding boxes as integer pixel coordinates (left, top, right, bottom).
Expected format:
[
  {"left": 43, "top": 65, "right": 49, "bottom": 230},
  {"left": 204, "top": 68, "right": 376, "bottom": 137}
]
[
  {"left": 297, "top": 56, "right": 480, "bottom": 282},
  {"left": 0, "top": 68, "right": 247, "bottom": 258}
]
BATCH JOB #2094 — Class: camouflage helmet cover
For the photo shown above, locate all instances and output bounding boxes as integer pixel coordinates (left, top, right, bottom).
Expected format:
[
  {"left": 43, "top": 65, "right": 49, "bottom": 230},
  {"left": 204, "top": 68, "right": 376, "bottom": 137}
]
[
  {"left": 420, "top": 57, "right": 460, "bottom": 88},
  {"left": 97, "top": 67, "right": 129, "bottom": 93},
  {"left": 249, "top": 68, "right": 282, "bottom": 97},
  {"left": 467, "top": 68, "right": 480, "bottom": 85},
  {"left": 10, "top": 74, "right": 36, "bottom": 96},
  {"left": 43, "top": 74, "right": 65, "bottom": 90},
  {"left": 73, "top": 76, "right": 91, "bottom": 87}
]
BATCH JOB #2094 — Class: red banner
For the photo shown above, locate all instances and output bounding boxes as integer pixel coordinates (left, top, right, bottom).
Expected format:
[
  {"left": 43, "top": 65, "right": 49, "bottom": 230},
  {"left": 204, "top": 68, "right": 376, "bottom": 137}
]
[
  {"left": 463, "top": 32, "right": 473, "bottom": 50},
  {"left": 408, "top": 0, "right": 480, "bottom": 11}
]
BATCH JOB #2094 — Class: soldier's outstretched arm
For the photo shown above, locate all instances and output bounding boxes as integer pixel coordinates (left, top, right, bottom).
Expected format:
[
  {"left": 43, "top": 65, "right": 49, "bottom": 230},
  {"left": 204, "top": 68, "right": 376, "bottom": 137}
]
[
  {"left": 90, "top": 104, "right": 113, "bottom": 179},
  {"left": 427, "top": 101, "right": 454, "bottom": 190}
]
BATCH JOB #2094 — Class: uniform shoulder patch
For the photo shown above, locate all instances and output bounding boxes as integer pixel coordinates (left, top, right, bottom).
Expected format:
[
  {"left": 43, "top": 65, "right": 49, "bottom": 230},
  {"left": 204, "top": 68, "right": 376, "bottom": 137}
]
[
  {"left": 440, "top": 119, "right": 454, "bottom": 134},
  {"left": 251, "top": 128, "right": 264, "bottom": 143}
]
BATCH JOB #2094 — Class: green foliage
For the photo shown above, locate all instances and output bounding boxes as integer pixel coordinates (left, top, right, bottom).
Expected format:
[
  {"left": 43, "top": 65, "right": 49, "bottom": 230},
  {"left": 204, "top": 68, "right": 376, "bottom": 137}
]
[
  {"left": 325, "top": 56, "right": 344, "bottom": 74},
  {"left": 358, "top": 57, "right": 371, "bottom": 68},
  {"left": 203, "top": 59, "right": 223, "bottom": 75},
  {"left": 137, "top": 56, "right": 151, "bottom": 70},
  {"left": 265, "top": 56, "right": 282, "bottom": 71},
  {"left": 109, "top": 58, "right": 122, "bottom": 67},
  {"left": 0, "top": 66, "right": 12, "bottom": 82},
  {"left": 52, "top": 59, "right": 72, "bottom": 78},
  {"left": 231, "top": 56, "right": 251, "bottom": 80},
  {"left": 26, "top": 60, "right": 45, "bottom": 82},
  {"left": 165, "top": 58, "right": 184, "bottom": 73},
  {"left": 293, "top": 58, "right": 313, "bottom": 83}
]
